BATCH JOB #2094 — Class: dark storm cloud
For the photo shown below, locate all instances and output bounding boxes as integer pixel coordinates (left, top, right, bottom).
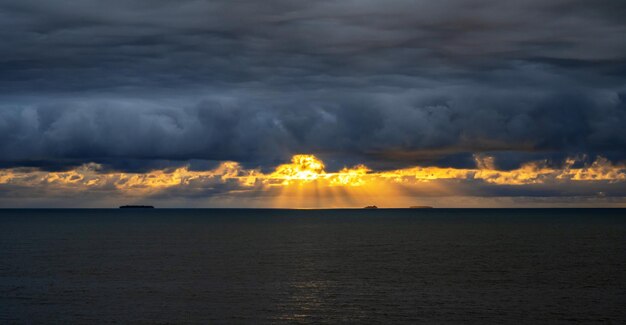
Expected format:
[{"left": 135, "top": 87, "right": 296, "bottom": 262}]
[{"left": 1, "top": 0, "right": 626, "bottom": 171}]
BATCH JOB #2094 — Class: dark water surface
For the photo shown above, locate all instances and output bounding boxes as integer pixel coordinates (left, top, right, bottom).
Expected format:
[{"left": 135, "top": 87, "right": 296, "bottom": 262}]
[{"left": 1, "top": 209, "right": 625, "bottom": 324}]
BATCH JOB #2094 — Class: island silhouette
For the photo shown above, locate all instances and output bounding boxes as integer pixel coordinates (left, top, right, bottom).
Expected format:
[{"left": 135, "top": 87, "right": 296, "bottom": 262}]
[{"left": 119, "top": 205, "right": 154, "bottom": 209}]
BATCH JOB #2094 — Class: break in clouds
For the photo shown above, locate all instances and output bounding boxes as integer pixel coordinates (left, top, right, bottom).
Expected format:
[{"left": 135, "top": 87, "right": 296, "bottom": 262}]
[{"left": 1, "top": 0, "right": 626, "bottom": 173}]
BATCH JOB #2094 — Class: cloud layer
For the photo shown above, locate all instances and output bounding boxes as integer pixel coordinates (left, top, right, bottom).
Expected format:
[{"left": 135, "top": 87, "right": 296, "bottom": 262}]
[
  {"left": 1, "top": 0, "right": 626, "bottom": 205},
  {"left": 2, "top": 154, "right": 625, "bottom": 208}
]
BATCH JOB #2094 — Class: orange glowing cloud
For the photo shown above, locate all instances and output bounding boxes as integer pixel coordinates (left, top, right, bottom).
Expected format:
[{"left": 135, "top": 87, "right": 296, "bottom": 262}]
[
  {"left": 1, "top": 154, "right": 625, "bottom": 207},
  {"left": 264, "top": 155, "right": 370, "bottom": 187}
]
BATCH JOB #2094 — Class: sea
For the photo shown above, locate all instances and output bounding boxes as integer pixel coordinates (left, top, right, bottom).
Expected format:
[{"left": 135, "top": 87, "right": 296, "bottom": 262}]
[{"left": 1, "top": 208, "right": 625, "bottom": 324}]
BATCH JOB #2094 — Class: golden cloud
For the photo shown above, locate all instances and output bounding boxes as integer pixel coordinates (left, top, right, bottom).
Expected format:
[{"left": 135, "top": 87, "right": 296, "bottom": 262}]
[{"left": 1, "top": 155, "right": 625, "bottom": 198}]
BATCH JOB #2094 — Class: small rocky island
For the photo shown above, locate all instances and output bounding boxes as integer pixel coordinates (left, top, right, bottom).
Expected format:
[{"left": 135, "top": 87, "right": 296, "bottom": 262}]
[
  {"left": 364, "top": 205, "right": 378, "bottom": 209},
  {"left": 119, "top": 205, "right": 155, "bottom": 209}
]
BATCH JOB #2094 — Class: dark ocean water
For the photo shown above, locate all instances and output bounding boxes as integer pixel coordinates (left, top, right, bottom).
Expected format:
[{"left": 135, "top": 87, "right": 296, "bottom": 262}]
[{"left": 1, "top": 208, "right": 625, "bottom": 324}]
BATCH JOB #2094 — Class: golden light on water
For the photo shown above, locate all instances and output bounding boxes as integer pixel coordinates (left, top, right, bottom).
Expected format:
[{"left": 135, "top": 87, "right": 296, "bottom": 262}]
[{"left": 1, "top": 154, "right": 625, "bottom": 208}]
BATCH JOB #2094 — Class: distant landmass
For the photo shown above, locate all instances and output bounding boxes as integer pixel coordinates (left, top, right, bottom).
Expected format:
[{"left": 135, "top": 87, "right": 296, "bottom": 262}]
[
  {"left": 119, "top": 205, "right": 154, "bottom": 209},
  {"left": 362, "top": 205, "right": 434, "bottom": 209}
]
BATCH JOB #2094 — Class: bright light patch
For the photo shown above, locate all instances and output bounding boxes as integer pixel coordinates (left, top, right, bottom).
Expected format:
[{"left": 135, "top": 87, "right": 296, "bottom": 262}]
[{"left": 270, "top": 155, "right": 326, "bottom": 184}]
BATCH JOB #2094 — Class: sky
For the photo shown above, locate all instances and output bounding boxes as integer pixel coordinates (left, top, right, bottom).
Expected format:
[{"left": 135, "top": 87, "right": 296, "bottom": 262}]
[{"left": 1, "top": 0, "right": 626, "bottom": 208}]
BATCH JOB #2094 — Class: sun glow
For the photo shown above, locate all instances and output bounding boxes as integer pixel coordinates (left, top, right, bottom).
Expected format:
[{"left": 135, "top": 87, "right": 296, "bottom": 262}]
[
  {"left": 265, "top": 154, "right": 370, "bottom": 187},
  {"left": 269, "top": 155, "right": 326, "bottom": 184}
]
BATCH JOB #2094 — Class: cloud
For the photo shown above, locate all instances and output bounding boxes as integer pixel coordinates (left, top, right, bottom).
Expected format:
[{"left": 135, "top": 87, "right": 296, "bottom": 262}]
[
  {"left": 0, "top": 0, "right": 625, "bottom": 177},
  {"left": 1, "top": 81, "right": 625, "bottom": 172},
  {"left": 1, "top": 154, "right": 625, "bottom": 208}
]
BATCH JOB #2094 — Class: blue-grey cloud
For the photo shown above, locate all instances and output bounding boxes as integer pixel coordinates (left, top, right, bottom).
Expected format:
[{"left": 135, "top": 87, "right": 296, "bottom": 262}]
[{"left": 0, "top": 0, "right": 625, "bottom": 173}]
